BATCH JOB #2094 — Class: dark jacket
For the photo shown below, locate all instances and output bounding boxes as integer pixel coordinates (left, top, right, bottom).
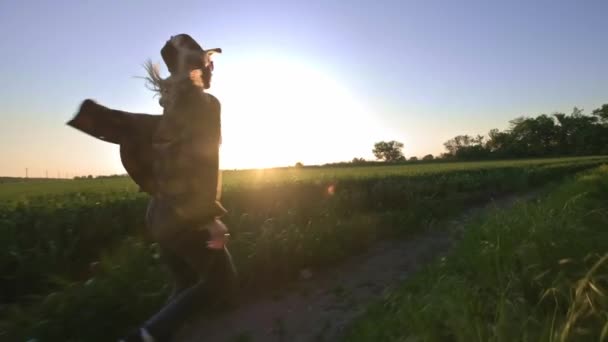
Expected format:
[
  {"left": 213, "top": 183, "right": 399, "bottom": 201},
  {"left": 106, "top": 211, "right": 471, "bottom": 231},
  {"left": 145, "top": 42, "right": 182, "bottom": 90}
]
[
  {"left": 67, "top": 91, "right": 227, "bottom": 224},
  {"left": 153, "top": 90, "right": 227, "bottom": 223}
]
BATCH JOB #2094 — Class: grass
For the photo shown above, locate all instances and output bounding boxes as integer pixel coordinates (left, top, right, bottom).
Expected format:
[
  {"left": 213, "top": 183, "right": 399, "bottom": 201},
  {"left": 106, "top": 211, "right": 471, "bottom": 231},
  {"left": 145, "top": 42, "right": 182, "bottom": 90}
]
[
  {"left": 1, "top": 157, "right": 607, "bottom": 341},
  {"left": 344, "top": 165, "right": 608, "bottom": 342}
]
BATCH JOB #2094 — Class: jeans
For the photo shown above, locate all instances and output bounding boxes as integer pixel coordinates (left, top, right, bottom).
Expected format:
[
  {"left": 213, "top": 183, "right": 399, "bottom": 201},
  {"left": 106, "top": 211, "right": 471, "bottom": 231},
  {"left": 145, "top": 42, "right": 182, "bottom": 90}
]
[{"left": 143, "top": 197, "right": 237, "bottom": 341}]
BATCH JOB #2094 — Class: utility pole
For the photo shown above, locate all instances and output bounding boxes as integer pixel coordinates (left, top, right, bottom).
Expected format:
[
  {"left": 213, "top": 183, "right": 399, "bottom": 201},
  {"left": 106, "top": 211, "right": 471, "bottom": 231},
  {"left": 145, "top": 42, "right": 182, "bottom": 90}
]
[
  {"left": 25, "top": 168, "right": 28, "bottom": 179},
  {"left": 46, "top": 170, "right": 48, "bottom": 178}
]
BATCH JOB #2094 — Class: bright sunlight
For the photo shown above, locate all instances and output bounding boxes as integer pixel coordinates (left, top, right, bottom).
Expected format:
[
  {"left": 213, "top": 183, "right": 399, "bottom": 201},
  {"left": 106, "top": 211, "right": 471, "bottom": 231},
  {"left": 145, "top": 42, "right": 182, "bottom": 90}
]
[{"left": 210, "top": 55, "right": 395, "bottom": 169}]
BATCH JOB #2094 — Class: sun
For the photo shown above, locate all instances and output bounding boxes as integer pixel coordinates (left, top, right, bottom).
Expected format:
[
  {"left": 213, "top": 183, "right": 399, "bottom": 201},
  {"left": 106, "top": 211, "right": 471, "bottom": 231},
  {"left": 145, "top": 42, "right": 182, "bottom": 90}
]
[{"left": 209, "top": 55, "right": 392, "bottom": 169}]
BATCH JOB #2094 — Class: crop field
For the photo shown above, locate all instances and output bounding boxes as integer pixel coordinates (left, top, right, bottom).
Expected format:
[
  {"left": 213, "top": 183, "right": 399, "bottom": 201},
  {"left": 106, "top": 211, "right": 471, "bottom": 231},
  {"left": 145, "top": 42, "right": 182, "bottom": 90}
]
[
  {"left": 2, "top": 156, "right": 607, "bottom": 202},
  {"left": 1, "top": 156, "right": 607, "bottom": 341}
]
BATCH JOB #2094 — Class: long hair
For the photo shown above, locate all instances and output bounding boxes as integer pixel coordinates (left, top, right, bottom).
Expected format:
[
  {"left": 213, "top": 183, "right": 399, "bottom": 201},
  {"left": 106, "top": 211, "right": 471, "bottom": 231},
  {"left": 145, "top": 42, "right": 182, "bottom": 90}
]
[
  {"left": 142, "top": 35, "right": 219, "bottom": 109},
  {"left": 143, "top": 60, "right": 208, "bottom": 110},
  {"left": 142, "top": 60, "right": 164, "bottom": 95}
]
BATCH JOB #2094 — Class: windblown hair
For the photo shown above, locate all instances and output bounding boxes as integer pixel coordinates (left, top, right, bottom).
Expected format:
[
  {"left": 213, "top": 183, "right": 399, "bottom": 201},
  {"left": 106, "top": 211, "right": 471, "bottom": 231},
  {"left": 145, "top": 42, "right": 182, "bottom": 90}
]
[
  {"left": 143, "top": 60, "right": 164, "bottom": 96},
  {"left": 142, "top": 34, "right": 219, "bottom": 110},
  {"left": 143, "top": 60, "right": 204, "bottom": 110}
]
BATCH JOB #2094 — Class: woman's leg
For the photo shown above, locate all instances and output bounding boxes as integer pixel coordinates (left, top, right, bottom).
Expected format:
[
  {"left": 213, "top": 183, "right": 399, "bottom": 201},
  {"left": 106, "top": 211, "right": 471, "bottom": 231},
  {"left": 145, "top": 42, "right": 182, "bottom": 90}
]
[
  {"left": 128, "top": 200, "right": 237, "bottom": 341},
  {"left": 142, "top": 247, "right": 236, "bottom": 341},
  {"left": 160, "top": 247, "right": 199, "bottom": 302}
]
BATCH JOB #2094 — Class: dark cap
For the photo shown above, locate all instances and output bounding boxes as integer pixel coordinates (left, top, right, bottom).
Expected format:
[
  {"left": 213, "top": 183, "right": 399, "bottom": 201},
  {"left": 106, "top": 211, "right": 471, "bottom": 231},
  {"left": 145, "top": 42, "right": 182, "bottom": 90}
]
[{"left": 161, "top": 34, "right": 222, "bottom": 74}]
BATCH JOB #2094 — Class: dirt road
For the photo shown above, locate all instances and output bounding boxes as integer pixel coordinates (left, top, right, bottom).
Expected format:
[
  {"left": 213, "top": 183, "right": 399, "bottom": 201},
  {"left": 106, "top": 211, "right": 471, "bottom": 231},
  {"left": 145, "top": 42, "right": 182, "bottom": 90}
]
[{"left": 175, "top": 194, "right": 532, "bottom": 342}]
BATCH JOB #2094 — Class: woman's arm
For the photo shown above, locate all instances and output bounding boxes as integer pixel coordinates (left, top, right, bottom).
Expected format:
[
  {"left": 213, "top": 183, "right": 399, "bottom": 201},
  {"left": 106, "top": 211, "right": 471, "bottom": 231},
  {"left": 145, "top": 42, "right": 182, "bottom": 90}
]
[
  {"left": 68, "top": 99, "right": 162, "bottom": 194},
  {"left": 67, "top": 99, "right": 161, "bottom": 145}
]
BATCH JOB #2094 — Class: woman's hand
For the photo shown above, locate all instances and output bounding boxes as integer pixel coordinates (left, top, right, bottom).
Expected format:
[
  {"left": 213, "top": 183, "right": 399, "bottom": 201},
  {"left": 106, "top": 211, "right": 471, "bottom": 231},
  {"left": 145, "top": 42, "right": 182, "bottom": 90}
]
[{"left": 205, "top": 219, "right": 230, "bottom": 250}]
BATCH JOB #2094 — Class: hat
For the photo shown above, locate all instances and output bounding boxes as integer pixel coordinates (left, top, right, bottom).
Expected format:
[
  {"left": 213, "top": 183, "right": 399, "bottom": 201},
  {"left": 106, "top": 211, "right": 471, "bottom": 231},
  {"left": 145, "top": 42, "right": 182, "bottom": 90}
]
[{"left": 161, "top": 34, "right": 222, "bottom": 74}]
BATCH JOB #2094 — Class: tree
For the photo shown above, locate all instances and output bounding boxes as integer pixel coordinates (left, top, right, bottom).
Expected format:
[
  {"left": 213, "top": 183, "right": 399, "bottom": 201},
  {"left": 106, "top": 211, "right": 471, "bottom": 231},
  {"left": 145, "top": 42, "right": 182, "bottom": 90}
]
[
  {"left": 487, "top": 128, "right": 511, "bottom": 154},
  {"left": 351, "top": 157, "right": 367, "bottom": 164},
  {"left": 592, "top": 104, "right": 608, "bottom": 124},
  {"left": 422, "top": 154, "right": 434, "bottom": 161},
  {"left": 443, "top": 135, "right": 473, "bottom": 156},
  {"left": 443, "top": 134, "right": 490, "bottom": 160},
  {"left": 409, "top": 156, "right": 418, "bottom": 161},
  {"left": 294, "top": 162, "right": 304, "bottom": 168},
  {"left": 372, "top": 141, "right": 405, "bottom": 162},
  {"left": 443, "top": 104, "right": 608, "bottom": 160}
]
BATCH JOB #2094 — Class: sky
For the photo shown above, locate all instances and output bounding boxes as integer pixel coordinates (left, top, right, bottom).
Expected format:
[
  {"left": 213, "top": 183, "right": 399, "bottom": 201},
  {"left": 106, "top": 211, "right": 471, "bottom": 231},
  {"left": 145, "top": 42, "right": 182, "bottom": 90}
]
[{"left": 0, "top": 0, "right": 607, "bottom": 177}]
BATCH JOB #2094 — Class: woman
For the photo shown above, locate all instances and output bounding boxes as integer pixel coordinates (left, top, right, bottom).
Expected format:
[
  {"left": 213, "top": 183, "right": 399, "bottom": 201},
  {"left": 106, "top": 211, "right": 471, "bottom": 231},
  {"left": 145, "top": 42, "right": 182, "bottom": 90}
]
[{"left": 69, "top": 33, "right": 236, "bottom": 342}]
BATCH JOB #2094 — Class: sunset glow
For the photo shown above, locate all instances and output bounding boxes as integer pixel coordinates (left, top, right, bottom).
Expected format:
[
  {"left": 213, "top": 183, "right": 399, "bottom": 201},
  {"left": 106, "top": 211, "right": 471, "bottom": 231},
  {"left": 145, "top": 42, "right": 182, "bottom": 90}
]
[
  {"left": 211, "top": 55, "right": 395, "bottom": 169},
  {"left": 1, "top": 1, "right": 607, "bottom": 177}
]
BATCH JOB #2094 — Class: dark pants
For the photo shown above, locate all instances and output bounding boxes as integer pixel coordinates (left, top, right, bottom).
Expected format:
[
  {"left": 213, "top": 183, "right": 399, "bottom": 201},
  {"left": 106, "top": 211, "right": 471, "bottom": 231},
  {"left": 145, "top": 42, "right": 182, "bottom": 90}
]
[{"left": 144, "top": 197, "right": 237, "bottom": 341}]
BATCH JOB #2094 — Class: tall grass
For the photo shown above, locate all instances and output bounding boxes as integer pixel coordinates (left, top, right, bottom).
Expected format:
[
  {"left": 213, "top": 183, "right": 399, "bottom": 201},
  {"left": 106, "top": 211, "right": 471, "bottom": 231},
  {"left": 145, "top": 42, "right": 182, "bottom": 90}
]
[{"left": 344, "top": 165, "right": 608, "bottom": 342}]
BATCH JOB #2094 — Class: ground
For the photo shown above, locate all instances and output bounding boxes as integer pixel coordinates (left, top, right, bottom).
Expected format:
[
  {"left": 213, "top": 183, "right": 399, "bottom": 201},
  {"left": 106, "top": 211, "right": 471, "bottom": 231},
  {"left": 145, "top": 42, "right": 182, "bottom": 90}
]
[{"left": 175, "top": 194, "right": 532, "bottom": 342}]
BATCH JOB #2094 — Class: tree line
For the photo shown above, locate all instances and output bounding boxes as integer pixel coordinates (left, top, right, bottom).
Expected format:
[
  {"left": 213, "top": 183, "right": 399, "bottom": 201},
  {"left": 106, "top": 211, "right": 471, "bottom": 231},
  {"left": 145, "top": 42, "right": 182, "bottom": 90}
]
[
  {"left": 366, "top": 103, "right": 608, "bottom": 164},
  {"left": 442, "top": 104, "right": 608, "bottom": 160}
]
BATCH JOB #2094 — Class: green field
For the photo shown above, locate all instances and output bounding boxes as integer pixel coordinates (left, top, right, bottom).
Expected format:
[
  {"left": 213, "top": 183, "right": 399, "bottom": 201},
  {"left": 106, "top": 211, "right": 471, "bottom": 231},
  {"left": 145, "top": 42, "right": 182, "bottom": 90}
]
[
  {"left": 1, "top": 156, "right": 607, "bottom": 341},
  {"left": 2, "top": 156, "right": 607, "bottom": 202}
]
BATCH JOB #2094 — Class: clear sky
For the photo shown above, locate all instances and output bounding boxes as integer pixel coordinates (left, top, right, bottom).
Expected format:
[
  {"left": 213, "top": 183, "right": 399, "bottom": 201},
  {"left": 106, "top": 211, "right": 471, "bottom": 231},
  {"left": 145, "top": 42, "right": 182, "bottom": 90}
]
[{"left": 1, "top": 0, "right": 606, "bottom": 177}]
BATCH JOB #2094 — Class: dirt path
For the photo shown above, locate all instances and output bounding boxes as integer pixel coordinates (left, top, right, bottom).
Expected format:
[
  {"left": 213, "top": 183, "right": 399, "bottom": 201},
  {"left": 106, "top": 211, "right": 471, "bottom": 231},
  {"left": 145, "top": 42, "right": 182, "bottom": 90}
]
[{"left": 175, "top": 194, "right": 534, "bottom": 342}]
